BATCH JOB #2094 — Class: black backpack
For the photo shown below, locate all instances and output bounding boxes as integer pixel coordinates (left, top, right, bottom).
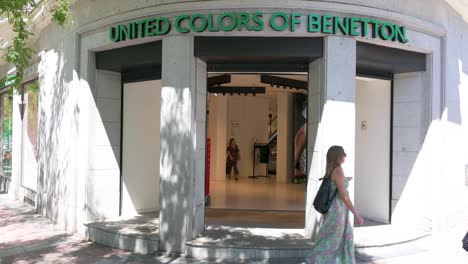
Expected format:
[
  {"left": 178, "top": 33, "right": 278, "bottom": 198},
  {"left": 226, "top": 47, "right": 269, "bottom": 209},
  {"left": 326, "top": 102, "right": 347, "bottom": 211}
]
[
  {"left": 463, "top": 231, "right": 468, "bottom": 252},
  {"left": 313, "top": 167, "right": 338, "bottom": 214}
]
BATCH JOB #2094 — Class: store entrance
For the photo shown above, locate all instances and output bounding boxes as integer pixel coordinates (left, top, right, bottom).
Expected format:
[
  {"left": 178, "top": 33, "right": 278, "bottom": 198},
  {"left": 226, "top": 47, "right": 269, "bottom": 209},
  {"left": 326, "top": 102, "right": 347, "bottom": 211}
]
[
  {"left": 205, "top": 73, "right": 308, "bottom": 228},
  {"left": 195, "top": 36, "right": 323, "bottom": 228}
]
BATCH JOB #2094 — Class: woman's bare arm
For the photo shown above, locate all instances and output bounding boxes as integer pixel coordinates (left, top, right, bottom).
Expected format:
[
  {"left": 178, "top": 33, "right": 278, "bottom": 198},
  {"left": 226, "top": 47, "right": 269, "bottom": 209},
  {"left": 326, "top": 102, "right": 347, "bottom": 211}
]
[{"left": 332, "top": 167, "right": 363, "bottom": 224}]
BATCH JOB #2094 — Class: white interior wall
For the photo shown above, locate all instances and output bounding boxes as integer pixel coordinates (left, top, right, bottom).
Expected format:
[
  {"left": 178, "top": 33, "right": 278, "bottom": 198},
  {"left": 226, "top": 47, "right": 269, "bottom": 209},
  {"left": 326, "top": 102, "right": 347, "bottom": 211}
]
[
  {"left": 276, "top": 92, "right": 294, "bottom": 183},
  {"left": 207, "top": 94, "right": 227, "bottom": 181},
  {"left": 122, "top": 80, "right": 161, "bottom": 215},
  {"left": 207, "top": 74, "right": 300, "bottom": 181},
  {"left": 355, "top": 78, "right": 391, "bottom": 223},
  {"left": 227, "top": 96, "right": 269, "bottom": 177}
]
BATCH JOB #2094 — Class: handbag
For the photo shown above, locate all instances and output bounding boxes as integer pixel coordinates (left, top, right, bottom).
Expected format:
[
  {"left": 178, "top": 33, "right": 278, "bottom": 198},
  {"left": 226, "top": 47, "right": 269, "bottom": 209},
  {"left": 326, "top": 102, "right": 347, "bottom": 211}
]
[
  {"left": 463, "top": 231, "right": 468, "bottom": 252},
  {"left": 313, "top": 167, "right": 338, "bottom": 214}
]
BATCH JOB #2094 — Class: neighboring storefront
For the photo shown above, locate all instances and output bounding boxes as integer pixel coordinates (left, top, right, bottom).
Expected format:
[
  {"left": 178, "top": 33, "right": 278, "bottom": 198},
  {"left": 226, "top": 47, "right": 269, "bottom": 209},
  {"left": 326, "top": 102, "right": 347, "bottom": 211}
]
[{"left": 0, "top": 0, "right": 467, "bottom": 255}]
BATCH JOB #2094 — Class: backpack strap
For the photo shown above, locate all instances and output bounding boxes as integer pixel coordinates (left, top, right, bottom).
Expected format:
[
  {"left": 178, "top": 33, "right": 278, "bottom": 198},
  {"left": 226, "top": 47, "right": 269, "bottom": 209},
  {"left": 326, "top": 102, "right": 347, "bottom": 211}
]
[
  {"left": 318, "top": 166, "right": 337, "bottom": 181},
  {"left": 329, "top": 166, "right": 339, "bottom": 201},
  {"left": 318, "top": 166, "right": 339, "bottom": 201}
]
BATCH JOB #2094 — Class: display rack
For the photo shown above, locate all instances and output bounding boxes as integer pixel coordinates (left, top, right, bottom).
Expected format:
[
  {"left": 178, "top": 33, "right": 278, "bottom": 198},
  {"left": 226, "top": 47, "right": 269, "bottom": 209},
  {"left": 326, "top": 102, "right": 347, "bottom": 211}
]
[{"left": 249, "top": 143, "right": 272, "bottom": 179}]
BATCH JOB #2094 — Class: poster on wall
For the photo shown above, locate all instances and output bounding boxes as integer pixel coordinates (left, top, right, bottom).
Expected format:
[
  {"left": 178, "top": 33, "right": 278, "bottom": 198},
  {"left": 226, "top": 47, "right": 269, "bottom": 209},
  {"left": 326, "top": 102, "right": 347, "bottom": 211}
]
[{"left": 293, "top": 93, "right": 307, "bottom": 184}]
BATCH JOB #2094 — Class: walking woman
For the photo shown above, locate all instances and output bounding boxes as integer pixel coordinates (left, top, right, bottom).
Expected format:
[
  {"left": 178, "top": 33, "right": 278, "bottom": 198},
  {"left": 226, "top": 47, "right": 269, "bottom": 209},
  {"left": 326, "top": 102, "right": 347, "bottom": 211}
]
[
  {"left": 226, "top": 138, "right": 240, "bottom": 180},
  {"left": 308, "top": 145, "right": 364, "bottom": 264}
]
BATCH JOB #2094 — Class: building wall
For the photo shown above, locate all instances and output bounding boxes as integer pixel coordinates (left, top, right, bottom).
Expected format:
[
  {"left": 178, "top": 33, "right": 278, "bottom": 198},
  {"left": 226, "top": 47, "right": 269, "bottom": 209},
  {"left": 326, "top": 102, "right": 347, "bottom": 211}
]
[
  {"left": 86, "top": 69, "right": 121, "bottom": 221},
  {"left": 0, "top": 0, "right": 467, "bottom": 237},
  {"left": 392, "top": 72, "right": 431, "bottom": 230},
  {"left": 33, "top": 22, "right": 84, "bottom": 232},
  {"left": 68, "top": 0, "right": 462, "bottom": 33}
]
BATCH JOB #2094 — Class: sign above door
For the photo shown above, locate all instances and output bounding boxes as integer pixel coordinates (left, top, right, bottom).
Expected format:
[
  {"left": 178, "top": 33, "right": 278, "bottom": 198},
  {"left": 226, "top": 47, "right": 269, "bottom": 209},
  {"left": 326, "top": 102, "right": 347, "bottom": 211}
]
[{"left": 109, "top": 12, "right": 408, "bottom": 44}]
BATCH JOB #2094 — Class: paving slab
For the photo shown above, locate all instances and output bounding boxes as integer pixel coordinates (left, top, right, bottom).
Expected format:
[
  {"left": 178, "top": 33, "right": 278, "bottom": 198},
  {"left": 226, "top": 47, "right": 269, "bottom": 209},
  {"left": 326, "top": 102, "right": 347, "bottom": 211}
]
[
  {"left": 84, "top": 213, "right": 159, "bottom": 240},
  {"left": 188, "top": 225, "right": 313, "bottom": 249},
  {"left": 2, "top": 193, "right": 468, "bottom": 263}
]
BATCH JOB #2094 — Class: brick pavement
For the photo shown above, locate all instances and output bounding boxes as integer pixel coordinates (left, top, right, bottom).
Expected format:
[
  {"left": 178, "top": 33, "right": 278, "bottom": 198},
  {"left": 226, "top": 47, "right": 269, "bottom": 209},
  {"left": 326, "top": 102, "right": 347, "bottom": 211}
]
[
  {"left": 0, "top": 194, "right": 306, "bottom": 263},
  {"left": 1, "top": 193, "right": 468, "bottom": 263}
]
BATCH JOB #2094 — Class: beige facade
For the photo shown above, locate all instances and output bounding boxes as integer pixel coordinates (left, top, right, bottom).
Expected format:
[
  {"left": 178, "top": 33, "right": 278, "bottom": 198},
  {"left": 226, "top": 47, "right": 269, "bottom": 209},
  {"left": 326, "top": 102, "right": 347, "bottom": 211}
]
[{"left": 0, "top": 0, "right": 467, "bottom": 254}]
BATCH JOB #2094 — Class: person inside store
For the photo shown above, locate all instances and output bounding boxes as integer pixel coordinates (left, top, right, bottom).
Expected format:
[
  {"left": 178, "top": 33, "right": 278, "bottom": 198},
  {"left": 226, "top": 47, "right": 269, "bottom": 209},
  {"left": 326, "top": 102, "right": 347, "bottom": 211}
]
[{"left": 226, "top": 138, "right": 241, "bottom": 181}]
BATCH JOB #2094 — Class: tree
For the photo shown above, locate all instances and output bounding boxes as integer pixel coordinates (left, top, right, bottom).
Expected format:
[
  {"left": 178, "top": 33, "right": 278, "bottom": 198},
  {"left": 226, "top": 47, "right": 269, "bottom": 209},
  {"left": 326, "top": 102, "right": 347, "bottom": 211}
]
[{"left": 0, "top": 0, "right": 71, "bottom": 93}]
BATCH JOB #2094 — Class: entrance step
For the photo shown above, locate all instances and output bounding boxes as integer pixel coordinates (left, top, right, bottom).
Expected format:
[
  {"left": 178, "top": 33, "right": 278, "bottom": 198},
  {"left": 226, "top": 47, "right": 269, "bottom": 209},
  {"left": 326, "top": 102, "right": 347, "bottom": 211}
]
[
  {"left": 84, "top": 213, "right": 159, "bottom": 255},
  {"left": 185, "top": 226, "right": 313, "bottom": 260},
  {"left": 354, "top": 222, "right": 431, "bottom": 248}
]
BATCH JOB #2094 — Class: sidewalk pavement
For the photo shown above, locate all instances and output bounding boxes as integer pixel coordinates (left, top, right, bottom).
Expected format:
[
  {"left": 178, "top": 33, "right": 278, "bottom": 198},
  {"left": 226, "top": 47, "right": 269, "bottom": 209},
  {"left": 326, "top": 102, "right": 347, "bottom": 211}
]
[{"left": 1, "top": 193, "right": 467, "bottom": 263}]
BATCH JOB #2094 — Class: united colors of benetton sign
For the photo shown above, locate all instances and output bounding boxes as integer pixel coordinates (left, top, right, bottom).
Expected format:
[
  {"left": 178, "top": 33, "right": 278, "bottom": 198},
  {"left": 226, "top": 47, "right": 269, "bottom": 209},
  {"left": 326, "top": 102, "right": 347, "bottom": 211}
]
[{"left": 109, "top": 12, "right": 408, "bottom": 43}]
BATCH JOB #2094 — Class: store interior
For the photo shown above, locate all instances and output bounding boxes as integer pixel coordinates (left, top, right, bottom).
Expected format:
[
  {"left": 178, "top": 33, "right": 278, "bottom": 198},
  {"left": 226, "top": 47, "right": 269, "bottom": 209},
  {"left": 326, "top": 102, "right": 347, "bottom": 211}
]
[{"left": 205, "top": 73, "right": 308, "bottom": 227}]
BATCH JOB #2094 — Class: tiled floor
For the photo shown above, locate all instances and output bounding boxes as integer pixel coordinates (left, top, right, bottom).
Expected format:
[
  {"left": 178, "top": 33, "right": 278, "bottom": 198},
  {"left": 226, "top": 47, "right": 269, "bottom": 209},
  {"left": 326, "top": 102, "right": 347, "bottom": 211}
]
[
  {"left": 205, "top": 209, "right": 305, "bottom": 228},
  {"left": 208, "top": 177, "right": 306, "bottom": 211}
]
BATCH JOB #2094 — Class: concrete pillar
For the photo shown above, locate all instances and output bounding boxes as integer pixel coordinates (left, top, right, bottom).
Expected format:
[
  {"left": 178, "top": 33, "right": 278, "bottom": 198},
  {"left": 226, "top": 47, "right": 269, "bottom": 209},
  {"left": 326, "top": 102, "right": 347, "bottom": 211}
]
[
  {"left": 159, "top": 36, "right": 206, "bottom": 253},
  {"left": 391, "top": 72, "right": 431, "bottom": 230},
  {"left": 86, "top": 70, "right": 121, "bottom": 220},
  {"left": 276, "top": 92, "right": 293, "bottom": 183},
  {"left": 305, "top": 36, "right": 356, "bottom": 239}
]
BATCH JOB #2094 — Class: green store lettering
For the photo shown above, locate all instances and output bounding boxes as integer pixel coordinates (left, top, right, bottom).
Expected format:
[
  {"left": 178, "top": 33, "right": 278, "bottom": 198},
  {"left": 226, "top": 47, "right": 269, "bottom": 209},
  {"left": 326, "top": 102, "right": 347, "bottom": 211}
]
[
  {"left": 109, "top": 12, "right": 408, "bottom": 44},
  {"left": 307, "top": 14, "right": 408, "bottom": 43}
]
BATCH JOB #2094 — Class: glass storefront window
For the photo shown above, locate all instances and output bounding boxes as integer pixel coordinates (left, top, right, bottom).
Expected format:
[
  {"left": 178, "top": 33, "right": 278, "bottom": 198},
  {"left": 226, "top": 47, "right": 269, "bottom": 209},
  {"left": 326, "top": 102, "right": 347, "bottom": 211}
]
[
  {"left": 26, "top": 82, "right": 39, "bottom": 163},
  {"left": 21, "top": 81, "right": 39, "bottom": 192},
  {"left": 0, "top": 91, "right": 13, "bottom": 191}
]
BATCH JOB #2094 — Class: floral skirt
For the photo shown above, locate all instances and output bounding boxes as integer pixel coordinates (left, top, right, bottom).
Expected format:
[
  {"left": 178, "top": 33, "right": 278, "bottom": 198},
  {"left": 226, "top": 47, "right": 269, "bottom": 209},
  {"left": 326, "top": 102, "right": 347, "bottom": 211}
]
[{"left": 306, "top": 191, "right": 356, "bottom": 264}]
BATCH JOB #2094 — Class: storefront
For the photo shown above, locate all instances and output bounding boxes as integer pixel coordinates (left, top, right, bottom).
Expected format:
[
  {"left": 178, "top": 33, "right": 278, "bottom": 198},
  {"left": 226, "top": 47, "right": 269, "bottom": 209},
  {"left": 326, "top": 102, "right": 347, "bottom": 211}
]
[{"left": 0, "top": 0, "right": 467, "bottom": 256}]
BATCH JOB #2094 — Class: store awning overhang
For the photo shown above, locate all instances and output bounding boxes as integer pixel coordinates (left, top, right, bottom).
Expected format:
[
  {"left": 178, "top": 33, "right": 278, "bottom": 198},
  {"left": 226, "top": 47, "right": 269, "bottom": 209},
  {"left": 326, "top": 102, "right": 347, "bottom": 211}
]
[{"left": 95, "top": 37, "right": 426, "bottom": 81}]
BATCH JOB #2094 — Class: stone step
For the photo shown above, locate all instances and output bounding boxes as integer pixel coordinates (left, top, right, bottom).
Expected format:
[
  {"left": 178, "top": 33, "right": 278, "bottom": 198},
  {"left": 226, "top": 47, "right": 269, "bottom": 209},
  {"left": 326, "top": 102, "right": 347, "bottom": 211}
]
[
  {"left": 185, "top": 226, "right": 313, "bottom": 260},
  {"left": 84, "top": 214, "right": 160, "bottom": 255}
]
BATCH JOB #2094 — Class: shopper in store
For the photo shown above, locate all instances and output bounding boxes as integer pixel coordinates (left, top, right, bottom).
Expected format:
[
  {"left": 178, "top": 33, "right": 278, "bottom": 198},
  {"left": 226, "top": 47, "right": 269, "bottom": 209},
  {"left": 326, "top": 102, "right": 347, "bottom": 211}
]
[
  {"left": 307, "top": 145, "right": 364, "bottom": 264},
  {"left": 226, "top": 138, "right": 241, "bottom": 181}
]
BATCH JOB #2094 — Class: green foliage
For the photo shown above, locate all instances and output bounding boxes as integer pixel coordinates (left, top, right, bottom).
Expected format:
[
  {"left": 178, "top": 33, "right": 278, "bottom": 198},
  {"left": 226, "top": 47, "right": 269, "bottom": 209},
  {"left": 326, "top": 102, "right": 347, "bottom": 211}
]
[
  {"left": 0, "top": 0, "right": 71, "bottom": 94},
  {"left": 28, "top": 79, "right": 39, "bottom": 93},
  {"left": 51, "top": 0, "right": 71, "bottom": 26}
]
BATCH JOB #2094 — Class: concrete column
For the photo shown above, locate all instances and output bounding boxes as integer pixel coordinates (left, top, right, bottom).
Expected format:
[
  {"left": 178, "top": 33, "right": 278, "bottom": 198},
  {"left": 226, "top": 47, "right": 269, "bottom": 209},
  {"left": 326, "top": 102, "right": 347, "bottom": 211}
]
[
  {"left": 193, "top": 58, "right": 207, "bottom": 238},
  {"left": 392, "top": 72, "right": 431, "bottom": 230},
  {"left": 160, "top": 36, "right": 205, "bottom": 253},
  {"left": 86, "top": 70, "right": 121, "bottom": 220},
  {"left": 276, "top": 92, "right": 293, "bottom": 183},
  {"left": 306, "top": 36, "right": 356, "bottom": 239}
]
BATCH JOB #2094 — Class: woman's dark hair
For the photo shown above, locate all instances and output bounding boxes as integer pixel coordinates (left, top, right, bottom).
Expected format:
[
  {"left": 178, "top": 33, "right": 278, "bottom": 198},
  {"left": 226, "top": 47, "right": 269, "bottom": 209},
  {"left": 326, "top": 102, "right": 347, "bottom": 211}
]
[{"left": 228, "top": 138, "right": 236, "bottom": 146}]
